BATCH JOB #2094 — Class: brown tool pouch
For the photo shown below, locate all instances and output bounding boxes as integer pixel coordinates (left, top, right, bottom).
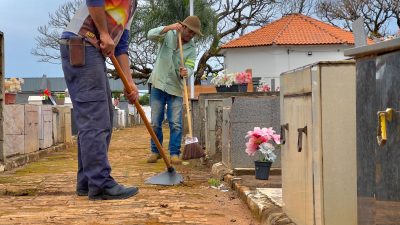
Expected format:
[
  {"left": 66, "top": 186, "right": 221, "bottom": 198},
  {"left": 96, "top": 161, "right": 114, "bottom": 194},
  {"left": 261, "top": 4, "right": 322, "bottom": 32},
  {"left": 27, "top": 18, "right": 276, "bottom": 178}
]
[{"left": 69, "top": 36, "right": 85, "bottom": 67}]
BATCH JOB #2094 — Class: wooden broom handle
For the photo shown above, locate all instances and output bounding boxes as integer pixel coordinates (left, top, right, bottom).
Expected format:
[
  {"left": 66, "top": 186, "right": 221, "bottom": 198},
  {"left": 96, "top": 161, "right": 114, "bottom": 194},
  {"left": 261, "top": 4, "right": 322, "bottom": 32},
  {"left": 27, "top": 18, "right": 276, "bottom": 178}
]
[
  {"left": 178, "top": 32, "right": 193, "bottom": 138},
  {"left": 110, "top": 55, "right": 172, "bottom": 169}
]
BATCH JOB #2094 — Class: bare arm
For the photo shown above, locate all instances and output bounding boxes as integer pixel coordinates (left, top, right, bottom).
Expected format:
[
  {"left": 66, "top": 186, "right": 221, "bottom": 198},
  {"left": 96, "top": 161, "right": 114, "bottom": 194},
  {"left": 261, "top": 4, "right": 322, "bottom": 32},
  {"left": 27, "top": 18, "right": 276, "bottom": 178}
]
[
  {"left": 160, "top": 23, "right": 183, "bottom": 34},
  {"left": 88, "top": 6, "right": 114, "bottom": 57}
]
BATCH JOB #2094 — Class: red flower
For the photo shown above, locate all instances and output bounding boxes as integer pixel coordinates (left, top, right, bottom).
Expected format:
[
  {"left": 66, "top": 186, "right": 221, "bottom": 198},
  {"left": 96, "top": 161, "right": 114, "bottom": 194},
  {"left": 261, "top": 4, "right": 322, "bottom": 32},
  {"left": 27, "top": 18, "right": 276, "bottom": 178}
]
[{"left": 43, "top": 89, "right": 51, "bottom": 97}]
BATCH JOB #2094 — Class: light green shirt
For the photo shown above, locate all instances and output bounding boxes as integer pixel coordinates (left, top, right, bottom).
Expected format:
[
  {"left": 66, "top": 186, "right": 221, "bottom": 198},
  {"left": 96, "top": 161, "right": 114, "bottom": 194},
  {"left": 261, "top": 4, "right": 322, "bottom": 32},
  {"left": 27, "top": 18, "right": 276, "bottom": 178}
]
[{"left": 147, "top": 26, "right": 197, "bottom": 97}]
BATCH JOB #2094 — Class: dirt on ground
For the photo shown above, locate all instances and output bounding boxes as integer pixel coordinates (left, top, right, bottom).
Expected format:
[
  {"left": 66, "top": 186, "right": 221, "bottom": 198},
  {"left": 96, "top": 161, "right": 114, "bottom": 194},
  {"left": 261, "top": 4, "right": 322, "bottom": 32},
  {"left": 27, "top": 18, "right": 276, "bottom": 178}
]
[{"left": 0, "top": 125, "right": 259, "bottom": 225}]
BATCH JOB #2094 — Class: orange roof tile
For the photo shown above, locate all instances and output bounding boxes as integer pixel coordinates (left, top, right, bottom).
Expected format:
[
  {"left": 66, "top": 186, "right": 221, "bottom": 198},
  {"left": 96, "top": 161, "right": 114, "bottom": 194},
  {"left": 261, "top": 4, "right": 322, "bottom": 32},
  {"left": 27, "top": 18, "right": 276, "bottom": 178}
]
[{"left": 222, "top": 14, "right": 363, "bottom": 49}]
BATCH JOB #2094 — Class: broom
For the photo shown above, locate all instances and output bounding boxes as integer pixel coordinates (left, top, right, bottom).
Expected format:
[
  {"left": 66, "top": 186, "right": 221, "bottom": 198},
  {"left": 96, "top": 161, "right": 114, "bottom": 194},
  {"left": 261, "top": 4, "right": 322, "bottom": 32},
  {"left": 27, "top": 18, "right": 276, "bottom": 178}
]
[{"left": 178, "top": 32, "right": 205, "bottom": 160}]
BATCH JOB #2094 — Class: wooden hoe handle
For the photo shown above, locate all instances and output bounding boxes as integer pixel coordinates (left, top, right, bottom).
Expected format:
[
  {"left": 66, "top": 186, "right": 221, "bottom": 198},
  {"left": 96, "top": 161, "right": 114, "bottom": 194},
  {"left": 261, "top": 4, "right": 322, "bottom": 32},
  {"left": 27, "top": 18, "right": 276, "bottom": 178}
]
[{"left": 110, "top": 55, "right": 172, "bottom": 169}]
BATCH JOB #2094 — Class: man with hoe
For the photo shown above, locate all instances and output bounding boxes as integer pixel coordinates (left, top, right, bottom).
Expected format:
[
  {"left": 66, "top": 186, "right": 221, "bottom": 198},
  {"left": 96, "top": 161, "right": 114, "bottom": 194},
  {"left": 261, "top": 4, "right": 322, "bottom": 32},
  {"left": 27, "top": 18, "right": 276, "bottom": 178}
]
[{"left": 60, "top": 0, "right": 139, "bottom": 200}]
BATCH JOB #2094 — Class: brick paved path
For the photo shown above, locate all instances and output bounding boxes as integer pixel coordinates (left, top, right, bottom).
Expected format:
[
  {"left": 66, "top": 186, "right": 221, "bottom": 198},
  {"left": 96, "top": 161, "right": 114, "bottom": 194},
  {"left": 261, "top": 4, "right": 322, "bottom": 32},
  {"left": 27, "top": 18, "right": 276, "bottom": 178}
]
[{"left": 0, "top": 125, "right": 259, "bottom": 225}]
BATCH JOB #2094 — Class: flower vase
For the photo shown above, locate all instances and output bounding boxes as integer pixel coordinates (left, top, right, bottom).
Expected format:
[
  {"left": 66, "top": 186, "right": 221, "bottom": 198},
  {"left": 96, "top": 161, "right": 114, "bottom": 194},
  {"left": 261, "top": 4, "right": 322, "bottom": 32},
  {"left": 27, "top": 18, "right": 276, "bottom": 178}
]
[
  {"left": 216, "top": 85, "right": 235, "bottom": 92},
  {"left": 254, "top": 161, "right": 272, "bottom": 180},
  {"left": 5, "top": 93, "right": 17, "bottom": 104},
  {"left": 216, "top": 84, "right": 248, "bottom": 93},
  {"left": 42, "top": 98, "right": 52, "bottom": 105},
  {"left": 55, "top": 98, "right": 65, "bottom": 105},
  {"left": 237, "top": 83, "right": 248, "bottom": 92}
]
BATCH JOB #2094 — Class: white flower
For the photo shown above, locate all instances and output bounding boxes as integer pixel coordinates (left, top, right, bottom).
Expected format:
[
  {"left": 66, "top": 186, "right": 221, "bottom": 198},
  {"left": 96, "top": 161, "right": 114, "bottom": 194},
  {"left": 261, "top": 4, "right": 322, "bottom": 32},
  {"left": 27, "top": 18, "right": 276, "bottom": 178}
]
[
  {"left": 259, "top": 142, "right": 277, "bottom": 162},
  {"left": 210, "top": 70, "right": 236, "bottom": 87},
  {"left": 4, "top": 78, "right": 24, "bottom": 93}
]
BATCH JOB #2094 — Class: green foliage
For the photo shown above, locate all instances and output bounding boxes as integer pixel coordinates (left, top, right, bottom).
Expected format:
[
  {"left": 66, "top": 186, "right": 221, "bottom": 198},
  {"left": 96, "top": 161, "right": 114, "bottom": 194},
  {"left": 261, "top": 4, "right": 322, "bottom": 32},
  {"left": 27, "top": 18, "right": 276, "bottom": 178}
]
[
  {"left": 55, "top": 93, "right": 64, "bottom": 99},
  {"left": 138, "top": 0, "right": 217, "bottom": 43},
  {"left": 55, "top": 93, "right": 65, "bottom": 99},
  {"left": 208, "top": 178, "right": 220, "bottom": 187},
  {"left": 112, "top": 92, "right": 122, "bottom": 99},
  {"left": 139, "top": 94, "right": 150, "bottom": 105}
]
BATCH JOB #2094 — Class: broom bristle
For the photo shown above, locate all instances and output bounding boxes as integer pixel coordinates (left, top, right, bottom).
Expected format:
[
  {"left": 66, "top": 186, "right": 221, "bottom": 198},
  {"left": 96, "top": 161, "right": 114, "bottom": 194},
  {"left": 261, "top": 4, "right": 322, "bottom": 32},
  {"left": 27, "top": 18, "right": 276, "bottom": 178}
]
[{"left": 182, "top": 142, "right": 205, "bottom": 160}]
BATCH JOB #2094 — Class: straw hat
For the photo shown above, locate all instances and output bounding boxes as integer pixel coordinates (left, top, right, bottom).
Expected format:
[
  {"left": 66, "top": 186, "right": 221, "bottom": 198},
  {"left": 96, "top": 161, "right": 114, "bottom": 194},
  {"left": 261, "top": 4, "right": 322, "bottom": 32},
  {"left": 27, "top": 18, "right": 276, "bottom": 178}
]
[{"left": 179, "top": 16, "right": 203, "bottom": 36}]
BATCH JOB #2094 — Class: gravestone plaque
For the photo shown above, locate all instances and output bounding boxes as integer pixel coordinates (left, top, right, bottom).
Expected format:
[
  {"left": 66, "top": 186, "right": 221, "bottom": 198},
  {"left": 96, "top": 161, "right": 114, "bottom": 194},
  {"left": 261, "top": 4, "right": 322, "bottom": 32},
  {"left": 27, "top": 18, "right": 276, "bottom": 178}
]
[{"left": 221, "top": 95, "right": 280, "bottom": 169}]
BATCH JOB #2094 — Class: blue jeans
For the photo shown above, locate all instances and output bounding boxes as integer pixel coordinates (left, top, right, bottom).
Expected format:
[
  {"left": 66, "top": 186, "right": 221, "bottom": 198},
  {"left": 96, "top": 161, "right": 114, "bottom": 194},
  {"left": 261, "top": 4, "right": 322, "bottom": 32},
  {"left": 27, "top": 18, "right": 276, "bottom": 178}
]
[
  {"left": 60, "top": 43, "right": 117, "bottom": 196},
  {"left": 150, "top": 87, "right": 183, "bottom": 156}
]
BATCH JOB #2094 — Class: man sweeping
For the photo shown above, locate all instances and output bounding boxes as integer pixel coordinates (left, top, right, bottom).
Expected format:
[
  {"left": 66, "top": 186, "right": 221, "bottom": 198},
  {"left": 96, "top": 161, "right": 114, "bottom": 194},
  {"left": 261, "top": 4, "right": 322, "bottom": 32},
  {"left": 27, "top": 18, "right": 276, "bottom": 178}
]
[{"left": 146, "top": 16, "right": 202, "bottom": 165}]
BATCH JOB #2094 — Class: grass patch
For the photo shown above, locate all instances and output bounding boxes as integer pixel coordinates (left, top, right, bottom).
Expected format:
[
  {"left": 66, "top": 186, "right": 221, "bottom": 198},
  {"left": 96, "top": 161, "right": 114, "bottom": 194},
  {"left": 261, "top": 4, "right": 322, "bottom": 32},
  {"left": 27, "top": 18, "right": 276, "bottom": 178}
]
[
  {"left": 208, "top": 178, "right": 221, "bottom": 187},
  {"left": 0, "top": 176, "right": 17, "bottom": 184},
  {"left": 2, "top": 188, "right": 38, "bottom": 196},
  {"left": 15, "top": 156, "right": 76, "bottom": 176},
  {"left": 44, "top": 155, "right": 72, "bottom": 161}
]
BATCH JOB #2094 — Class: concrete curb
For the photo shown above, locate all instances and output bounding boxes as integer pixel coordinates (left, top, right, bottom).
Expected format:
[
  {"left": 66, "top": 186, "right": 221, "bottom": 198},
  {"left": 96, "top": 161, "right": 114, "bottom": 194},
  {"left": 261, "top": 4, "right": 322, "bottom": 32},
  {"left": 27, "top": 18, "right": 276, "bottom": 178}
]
[
  {"left": 0, "top": 142, "right": 74, "bottom": 173},
  {"left": 212, "top": 162, "right": 295, "bottom": 225}
]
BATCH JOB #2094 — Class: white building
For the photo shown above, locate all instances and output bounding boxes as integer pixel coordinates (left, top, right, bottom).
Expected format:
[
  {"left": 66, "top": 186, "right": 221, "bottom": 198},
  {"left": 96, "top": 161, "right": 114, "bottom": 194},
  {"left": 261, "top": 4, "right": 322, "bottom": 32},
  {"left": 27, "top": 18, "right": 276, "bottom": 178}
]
[{"left": 220, "top": 14, "right": 362, "bottom": 90}]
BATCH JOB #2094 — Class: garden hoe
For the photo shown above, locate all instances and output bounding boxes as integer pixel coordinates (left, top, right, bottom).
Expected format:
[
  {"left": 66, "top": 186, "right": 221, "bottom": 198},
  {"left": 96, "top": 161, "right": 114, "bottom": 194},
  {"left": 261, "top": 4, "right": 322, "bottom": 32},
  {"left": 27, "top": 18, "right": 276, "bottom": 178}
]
[
  {"left": 178, "top": 32, "right": 205, "bottom": 160},
  {"left": 110, "top": 55, "right": 183, "bottom": 186}
]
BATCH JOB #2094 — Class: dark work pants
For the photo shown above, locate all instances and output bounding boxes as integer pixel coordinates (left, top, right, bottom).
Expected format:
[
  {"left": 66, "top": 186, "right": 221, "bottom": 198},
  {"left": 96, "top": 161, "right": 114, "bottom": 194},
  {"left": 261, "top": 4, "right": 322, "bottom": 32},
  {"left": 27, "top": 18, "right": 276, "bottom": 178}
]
[{"left": 60, "top": 44, "right": 117, "bottom": 196}]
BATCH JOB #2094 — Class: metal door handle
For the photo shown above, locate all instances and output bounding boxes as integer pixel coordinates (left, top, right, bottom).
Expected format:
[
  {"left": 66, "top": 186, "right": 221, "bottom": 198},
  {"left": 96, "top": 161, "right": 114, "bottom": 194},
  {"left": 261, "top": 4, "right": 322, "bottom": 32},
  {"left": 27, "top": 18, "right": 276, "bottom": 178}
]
[
  {"left": 280, "top": 123, "right": 289, "bottom": 145},
  {"left": 377, "top": 108, "right": 394, "bottom": 146},
  {"left": 297, "top": 126, "right": 307, "bottom": 152}
]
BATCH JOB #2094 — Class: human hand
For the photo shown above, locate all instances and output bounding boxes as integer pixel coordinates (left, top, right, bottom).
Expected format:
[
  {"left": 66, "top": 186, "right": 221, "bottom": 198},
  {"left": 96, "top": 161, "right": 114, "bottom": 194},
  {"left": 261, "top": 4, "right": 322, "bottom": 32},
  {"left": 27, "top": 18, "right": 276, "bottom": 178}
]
[
  {"left": 124, "top": 83, "right": 139, "bottom": 104},
  {"left": 99, "top": 33, "right": 115, "bottom": 57},
  {"left": 168, "top": 23, "right": 183, "bottom": 32},
  {"left": 180, "top": 67, "right": 188, "bottom": 78}
]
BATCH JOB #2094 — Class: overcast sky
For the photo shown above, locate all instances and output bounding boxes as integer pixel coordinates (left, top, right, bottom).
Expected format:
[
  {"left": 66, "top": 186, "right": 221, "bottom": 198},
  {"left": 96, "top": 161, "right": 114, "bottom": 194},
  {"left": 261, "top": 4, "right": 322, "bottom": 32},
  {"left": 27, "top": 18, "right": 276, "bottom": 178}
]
[
  {"left": 0, "top": 0, "right": 70, "bottom": 78},
  {"left": 1, "top": 1, "right": 399, "bottom": 79}
]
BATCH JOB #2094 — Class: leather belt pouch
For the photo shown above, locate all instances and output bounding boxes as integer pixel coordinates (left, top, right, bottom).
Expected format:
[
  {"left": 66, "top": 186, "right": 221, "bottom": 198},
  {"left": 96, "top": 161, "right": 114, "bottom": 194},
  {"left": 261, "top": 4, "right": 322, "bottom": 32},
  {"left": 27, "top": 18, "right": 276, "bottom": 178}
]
[{"left": 69, "top": 36, "right": 85, "bottom": 67}]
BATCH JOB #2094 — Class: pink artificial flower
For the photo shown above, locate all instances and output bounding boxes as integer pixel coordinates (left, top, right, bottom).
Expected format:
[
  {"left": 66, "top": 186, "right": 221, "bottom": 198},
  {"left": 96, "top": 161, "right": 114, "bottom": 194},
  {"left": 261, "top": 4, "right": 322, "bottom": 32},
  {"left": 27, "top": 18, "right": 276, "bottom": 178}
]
[
  {"left": 246, "top": 127, "right": 263, "bottom": 138},
  {"left": 261, "top": 127, "right": 275, "bottom": 136},
  {"left": 235, "top": 72, "right": 252, "bottom": 84},
  {"left": 247, "top": 127, "right": 272, "bottom": 143},
  {"left": 245, "top": 126, "right": 280, "bottom": 157},
  {"left": 253, "top": 135, "right": 268, "bottom": 145},
  {"left": 244, "top": 72, "right": 252, "bottom": 83},
  {"left": 261, "top": 84, "right": 271, "bottom": 92},
  {"left": 272, "top": 134, "right": 281, "bottom": 144},
  {"left": 234, "top": 72, "right": 244, "bottom": 84},
  {"left": 245, "top": 139, "right": 258, "bottom": 156}
]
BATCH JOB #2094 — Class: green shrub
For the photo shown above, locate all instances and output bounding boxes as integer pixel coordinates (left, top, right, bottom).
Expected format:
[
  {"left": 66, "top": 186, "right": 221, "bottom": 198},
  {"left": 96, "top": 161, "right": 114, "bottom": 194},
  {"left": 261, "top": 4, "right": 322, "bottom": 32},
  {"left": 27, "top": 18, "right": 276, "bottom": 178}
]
[
  {"left": 55, "top": 93, "right": 65, "bottom": 99},
  {"left": 112, "top": 91, "right": 122, "bottom": 99},
  {"left": 139, "top": 94, "right": 150, "bottom": 105},
  {"left": 208, "top": 178, "right": 220, "bottom": 187}
]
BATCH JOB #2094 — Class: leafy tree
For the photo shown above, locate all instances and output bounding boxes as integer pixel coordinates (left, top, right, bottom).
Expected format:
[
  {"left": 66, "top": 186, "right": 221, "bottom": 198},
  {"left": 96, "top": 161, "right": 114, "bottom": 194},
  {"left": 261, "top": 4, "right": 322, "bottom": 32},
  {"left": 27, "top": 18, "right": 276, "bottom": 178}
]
[
  {"left": 35, "top": 0, "right": 400, "bottom": 85},
  {"left": 139, "top": 93, "right": 150, "bottom": 105},
  {"left": 32, "top": 0, "right": 280, "bottom": 83},
  {"left": 123, "top": 0, "right": 217, "bottom": 82},
  {"left": 32, "top": 0, "right": 216, "bottom": 83}
]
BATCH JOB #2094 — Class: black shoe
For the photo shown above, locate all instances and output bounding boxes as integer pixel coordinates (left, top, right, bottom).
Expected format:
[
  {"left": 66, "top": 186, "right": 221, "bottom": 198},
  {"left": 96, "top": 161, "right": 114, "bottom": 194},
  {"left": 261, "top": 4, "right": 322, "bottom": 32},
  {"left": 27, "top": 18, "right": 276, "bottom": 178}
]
[
  {"left": 76, "top": 189, "right": 89, "bottom": 196},
  {"left": 78, "top": 185, "right": 125, "bottom": 197},
  {"left": 89, "top": 184, "right": 139, "bottom": 201}
]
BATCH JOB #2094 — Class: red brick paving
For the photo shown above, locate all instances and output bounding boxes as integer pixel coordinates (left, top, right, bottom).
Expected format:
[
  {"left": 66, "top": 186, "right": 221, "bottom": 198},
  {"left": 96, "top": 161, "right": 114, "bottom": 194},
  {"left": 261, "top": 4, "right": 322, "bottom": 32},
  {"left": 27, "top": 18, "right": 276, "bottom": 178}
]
[{"left": 0, "top": 125, "right": 259, "bottom": 225}]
